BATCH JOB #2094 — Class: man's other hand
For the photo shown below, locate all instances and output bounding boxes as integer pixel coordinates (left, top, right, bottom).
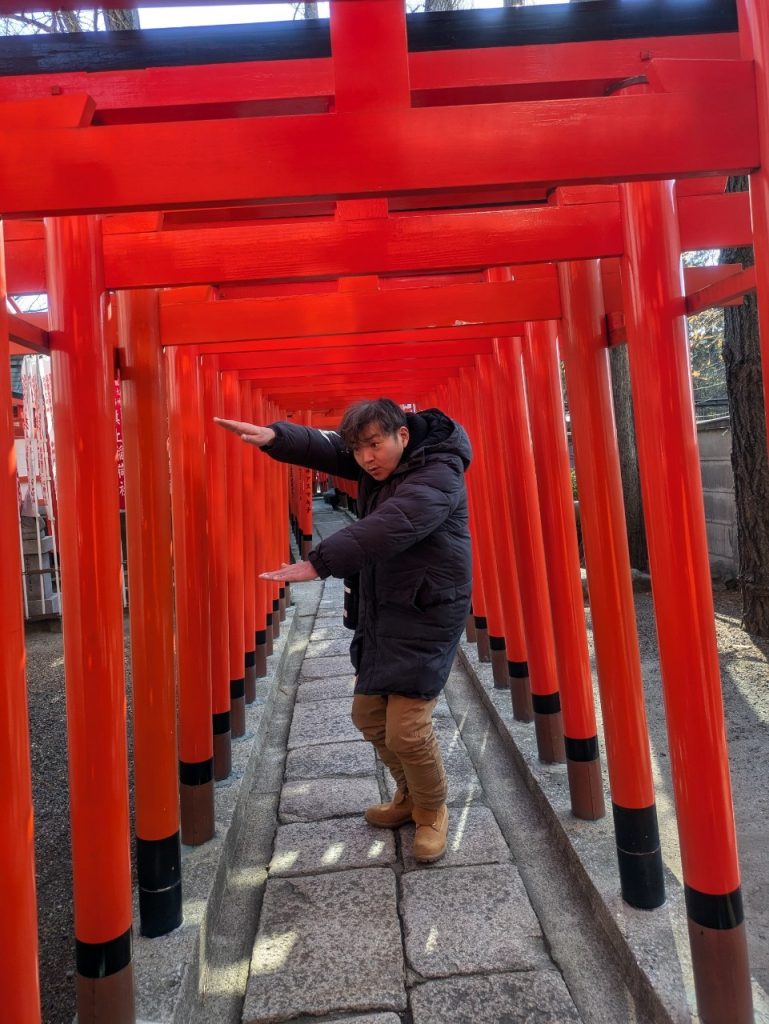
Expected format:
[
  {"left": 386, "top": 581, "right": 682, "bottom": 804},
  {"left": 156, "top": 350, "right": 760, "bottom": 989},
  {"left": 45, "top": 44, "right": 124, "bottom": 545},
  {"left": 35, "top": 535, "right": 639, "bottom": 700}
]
[
  {"left": 214, "top": 418, "right": 276, "bottom": 448},
  {"left": 260, "top": 561, "right": 319, "bottom": 582}
]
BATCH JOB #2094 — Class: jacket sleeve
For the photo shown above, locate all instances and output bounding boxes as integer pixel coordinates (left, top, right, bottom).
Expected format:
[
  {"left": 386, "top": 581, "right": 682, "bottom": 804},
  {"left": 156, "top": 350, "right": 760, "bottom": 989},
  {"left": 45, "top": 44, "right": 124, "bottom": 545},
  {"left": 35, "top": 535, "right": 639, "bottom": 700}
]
[
  {"left": 307, "top": 457, "right": 463, "bottom": 579},
  {"left": 264, "top": 421, "right": 359, "bottom": 480}
]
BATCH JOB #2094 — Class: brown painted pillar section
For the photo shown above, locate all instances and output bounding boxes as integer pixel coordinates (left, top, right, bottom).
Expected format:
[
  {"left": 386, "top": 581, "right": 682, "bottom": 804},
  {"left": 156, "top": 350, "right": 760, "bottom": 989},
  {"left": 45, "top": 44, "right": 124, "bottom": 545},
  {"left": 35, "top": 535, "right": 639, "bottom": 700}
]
[
  {"left": 0, "top": 223, "right": 41, "bottom": 1023},
  {"left": 558, "top": 258, "right": 664, "bottom": 911},
  {"left": 45, "top": 215, "right": 135, "bottom": 1022},
  {"left": 240, "top": 381, "right": 257, "bottom": 704},
  {"left": 165, "top": 346, "right": 214, "bottom": 846},
  {"left": 521, "top": 321, "right": 605, "bottom": 819},
  {"left": 117, "top": 290, "right": 182, "bottom": 935},
  {"left": 621, "top": 179, "right": 752, "bottom": 1023},
  {"left": 222, "top": 372, "right": 247, "bottom": 734},
  {"left": 201, "top": 356, "right": 232, "bottom": 781}
]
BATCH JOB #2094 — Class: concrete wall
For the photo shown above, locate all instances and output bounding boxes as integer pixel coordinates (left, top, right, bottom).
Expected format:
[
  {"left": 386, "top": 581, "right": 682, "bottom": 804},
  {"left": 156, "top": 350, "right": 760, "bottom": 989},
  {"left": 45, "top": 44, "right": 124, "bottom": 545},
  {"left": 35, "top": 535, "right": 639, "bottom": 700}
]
[{"left": 697, "top": 415, "right": 738, "bottom": 578}]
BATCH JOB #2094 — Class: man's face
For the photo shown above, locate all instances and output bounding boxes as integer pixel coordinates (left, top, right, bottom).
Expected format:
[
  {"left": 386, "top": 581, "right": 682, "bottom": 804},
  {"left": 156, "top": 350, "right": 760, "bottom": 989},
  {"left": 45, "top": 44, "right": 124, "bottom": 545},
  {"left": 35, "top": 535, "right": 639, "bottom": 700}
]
[{"left": 351, "top": 421, "right": 410, "bottom": 480}]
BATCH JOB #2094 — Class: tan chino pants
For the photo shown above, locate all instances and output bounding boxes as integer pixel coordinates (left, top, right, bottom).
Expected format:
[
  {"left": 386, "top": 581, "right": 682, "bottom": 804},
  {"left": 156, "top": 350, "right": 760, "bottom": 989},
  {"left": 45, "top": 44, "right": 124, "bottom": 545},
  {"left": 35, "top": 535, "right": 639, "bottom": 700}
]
[{"left": 351, "top": 692, "right": 447, "bottom": 812}]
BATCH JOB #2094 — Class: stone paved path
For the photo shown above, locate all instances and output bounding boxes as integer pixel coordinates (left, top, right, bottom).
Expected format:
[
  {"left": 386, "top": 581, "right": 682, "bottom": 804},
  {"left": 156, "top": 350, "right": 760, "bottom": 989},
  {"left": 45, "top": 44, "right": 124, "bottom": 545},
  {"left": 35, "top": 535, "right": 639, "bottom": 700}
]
[
  {"left": 238, "top": 502, "right": 586, "bottom": 1024},
  {"left": 203, "top": 503, "right": 651, "bottom": 1024},
  {"left": 242, "top": 576, "right": 582, "bottom": 1024}
]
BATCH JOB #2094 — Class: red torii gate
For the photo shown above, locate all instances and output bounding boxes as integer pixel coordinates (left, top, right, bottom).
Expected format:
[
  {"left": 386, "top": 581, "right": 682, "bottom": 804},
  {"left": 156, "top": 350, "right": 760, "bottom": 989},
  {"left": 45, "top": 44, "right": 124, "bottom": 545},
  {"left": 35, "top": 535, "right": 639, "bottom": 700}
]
[{"left": 1, "top": 2, "right": 767, "bottom": 1022}]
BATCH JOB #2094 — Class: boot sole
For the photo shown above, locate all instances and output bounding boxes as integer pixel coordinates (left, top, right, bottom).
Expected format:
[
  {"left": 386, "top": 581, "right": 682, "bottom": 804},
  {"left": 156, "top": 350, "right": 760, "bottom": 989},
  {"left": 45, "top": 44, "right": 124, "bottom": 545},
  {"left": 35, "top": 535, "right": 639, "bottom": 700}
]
[
  {"left": 365, "top": 813, "right": 413, "bottom": 829},
  {"left": 414, "top": 847, "right": 447, "bottom": 864}
]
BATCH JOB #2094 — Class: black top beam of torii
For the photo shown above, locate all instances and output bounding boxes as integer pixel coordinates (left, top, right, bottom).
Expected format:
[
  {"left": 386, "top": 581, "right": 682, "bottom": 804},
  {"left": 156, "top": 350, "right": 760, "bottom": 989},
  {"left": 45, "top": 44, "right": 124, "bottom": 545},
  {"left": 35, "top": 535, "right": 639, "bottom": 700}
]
[{"left": 0, "top": 0, "right": 739, "bottom": 78}]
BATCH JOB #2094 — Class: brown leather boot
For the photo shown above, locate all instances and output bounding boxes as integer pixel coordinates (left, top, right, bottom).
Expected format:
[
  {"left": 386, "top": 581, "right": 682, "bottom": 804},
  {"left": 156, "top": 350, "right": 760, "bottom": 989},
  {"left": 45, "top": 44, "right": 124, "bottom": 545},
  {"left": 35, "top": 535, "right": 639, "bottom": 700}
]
[
  {"left": 365, "top": 789, "right": 413, "bottom": 828},
  {"left": 412, "top": 804, "right": 449, "bottom": 863}
]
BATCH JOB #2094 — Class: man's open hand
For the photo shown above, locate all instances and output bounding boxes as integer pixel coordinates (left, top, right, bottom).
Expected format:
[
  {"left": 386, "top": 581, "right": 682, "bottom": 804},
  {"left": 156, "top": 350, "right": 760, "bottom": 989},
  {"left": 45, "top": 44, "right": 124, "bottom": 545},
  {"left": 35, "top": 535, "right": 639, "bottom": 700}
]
[
  {"left": 214, "top": 418, "right": 276, "bottom": 448},
  {"left": 260, "top": 561, "right": 319, "bottom": 582}
]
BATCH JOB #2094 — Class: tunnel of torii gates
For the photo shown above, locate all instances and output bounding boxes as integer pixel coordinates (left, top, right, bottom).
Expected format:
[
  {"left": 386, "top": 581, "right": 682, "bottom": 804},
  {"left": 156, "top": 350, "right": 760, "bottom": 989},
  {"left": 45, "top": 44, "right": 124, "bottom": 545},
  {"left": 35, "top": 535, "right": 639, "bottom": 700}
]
[{"left": 1, "top": 0, "right": 769, "bottom": 1020}]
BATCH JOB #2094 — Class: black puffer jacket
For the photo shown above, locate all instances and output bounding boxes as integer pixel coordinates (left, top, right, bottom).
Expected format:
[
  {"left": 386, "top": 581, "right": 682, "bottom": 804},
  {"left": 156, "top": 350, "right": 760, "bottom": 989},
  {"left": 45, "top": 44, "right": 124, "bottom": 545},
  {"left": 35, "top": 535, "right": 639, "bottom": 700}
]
[{"left": 265, "top": 409, "right": 472, "bottom": 699}]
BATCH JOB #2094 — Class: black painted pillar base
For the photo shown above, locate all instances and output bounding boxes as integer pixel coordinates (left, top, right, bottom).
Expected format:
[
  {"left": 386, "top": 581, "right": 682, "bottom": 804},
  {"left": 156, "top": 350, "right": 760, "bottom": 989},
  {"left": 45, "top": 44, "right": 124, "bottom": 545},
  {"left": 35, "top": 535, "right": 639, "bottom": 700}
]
[
  {"left": 612, "top": 802, "right": 665, "bottom": 910},
  {"left": 137, "top": 831, "right": 183, "bottom": 937}
]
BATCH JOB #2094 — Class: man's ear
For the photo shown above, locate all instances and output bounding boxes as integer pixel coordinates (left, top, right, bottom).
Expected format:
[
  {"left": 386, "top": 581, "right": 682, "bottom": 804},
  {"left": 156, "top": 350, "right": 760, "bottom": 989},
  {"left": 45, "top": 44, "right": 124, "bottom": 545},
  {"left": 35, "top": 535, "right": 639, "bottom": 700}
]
[{"left": 399, "top": 426, "right": 410, "bottom": 445}]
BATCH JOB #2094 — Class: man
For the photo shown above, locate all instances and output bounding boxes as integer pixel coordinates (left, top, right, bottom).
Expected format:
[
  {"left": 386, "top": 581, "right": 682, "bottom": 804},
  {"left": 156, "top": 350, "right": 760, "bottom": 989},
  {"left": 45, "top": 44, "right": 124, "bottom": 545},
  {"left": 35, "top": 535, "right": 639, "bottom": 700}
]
[{"left": 216, "top": 398, "right": 472, "bottom": 862}]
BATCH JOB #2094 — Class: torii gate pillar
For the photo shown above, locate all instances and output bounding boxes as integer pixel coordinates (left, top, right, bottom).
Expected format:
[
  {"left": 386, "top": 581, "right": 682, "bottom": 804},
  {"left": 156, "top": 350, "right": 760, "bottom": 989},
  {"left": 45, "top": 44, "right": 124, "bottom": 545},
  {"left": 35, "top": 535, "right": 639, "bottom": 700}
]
[
  {"left": 46, "top": 215, "right": 135, "bottom": 1023},
  {"left": 620, "top": 178, "right": 753, "bottom": 1024}
]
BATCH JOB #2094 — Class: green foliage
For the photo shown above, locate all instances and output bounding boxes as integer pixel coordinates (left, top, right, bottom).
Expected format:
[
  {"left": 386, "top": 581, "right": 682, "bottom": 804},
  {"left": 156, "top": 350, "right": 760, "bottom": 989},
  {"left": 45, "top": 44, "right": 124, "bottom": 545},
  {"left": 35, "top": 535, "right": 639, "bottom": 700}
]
[{"left": 683, "top": 250, "right": 728, "bottom": 420}]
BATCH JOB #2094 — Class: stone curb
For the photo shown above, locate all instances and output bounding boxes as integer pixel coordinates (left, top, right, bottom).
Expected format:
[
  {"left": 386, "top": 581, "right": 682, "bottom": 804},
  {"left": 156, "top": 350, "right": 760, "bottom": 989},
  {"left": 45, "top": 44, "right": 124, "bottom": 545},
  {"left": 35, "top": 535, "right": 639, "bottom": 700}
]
[
  {"left": 457, "top": 641, "right": 683, "bottom": 1024},
  {"left": 130, "top": 607, "right": 298, "bottom": 1024}
]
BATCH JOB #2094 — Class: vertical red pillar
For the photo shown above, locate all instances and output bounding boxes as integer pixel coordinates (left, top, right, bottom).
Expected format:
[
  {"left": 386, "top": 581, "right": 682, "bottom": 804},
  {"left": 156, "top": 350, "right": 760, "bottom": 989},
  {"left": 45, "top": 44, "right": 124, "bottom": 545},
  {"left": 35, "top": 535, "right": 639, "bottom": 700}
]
[
  {"left": 0, "top": 224, "right": 41, "bottom": 1023},
  {"left": 269, "top": 402, "right": 283, "bottom": 638},
  {"left": 522, "top": 320, "right": 605, "bottom": 818},
  {"left": 738, "top": 0, "right": 769, "bottom": 450},
  {"left": 620, "top": 180, "right": 752, "bottom": 1022},
  {"left": 446, "top": 377, "right": 493, "bottom": 661},
  {"left": 240, "top": 381, "right": 257, "bottom": 703},
  {"left": 457, "top": 371, "right": 510, "bottom": 685},
  {"left": 482, "top": 338, "right": 565, "bottom": 764},
  {"left": 250, "top": 386, "right": 270, "bottom": 675},
  {"left": 558, "top": 258, "right": 664, "bottom": 910},
  {"left": 222, "top": 371, "right": 247, "bottom": 734},
  {"left": 45, "top": 215, "right": 135, "bottom": 1022},
  {"left": 472, "top": 355, "right": 532, "bottom": 711},
  {"left": 201, "top": 356, "right": 232, "bottom": 780},
  {"left": 300, "top": 411, "right": 314, "bottom": 559},
  {"left": 117, "top": 290, "right": 182, "bottom": 935},
  {"left": 165, "top": 345, "right": 214, "bottom": 846}
]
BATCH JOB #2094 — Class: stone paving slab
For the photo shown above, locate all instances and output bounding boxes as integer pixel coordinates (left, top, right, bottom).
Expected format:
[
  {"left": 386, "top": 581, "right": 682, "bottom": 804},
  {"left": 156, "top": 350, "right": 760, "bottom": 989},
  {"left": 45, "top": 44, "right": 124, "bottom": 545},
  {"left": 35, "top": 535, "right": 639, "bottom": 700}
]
[
  {"left": 288, "top": 698, "right": 362, "bottom": 749},
  {"left": 310, "top": 624, "right": 354, "bottom": 641},
  {"left": 279, "top": 776, "right": 381, "bottom": 822},
  {"left": 243, "top": 868, "right": 406, "bottom": 1023},
  {"left": 400, "top": 863, "right": 550, "bottom": 978},
  {"left": 296, "top": 676, "right": 356, "bottom": 703},
  {"left": 270, "top": 817, "right": 397, "bottom": 877},
  {"left": 285, "top": 740, "right": 375, "bottom": 781},
  {"left": 400, "top": 804, "right": 511, "bottom": 872},
  {"left": 409, "top": 971, "right": 582, "bottom": 1024},
  {"left": 299, "top": 655, "right": 354, "bottom": 682},
  {"left": 306, "top": 637, "right": 354, "bottom": 658}
]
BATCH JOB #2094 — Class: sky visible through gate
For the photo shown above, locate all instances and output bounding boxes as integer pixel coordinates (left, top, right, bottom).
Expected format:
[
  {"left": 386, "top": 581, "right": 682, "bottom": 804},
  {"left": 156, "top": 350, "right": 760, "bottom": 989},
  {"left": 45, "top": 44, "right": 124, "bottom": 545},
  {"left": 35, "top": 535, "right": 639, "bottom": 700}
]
[{"left": 138, "top": 0, "right": 567, "bottom": 31}]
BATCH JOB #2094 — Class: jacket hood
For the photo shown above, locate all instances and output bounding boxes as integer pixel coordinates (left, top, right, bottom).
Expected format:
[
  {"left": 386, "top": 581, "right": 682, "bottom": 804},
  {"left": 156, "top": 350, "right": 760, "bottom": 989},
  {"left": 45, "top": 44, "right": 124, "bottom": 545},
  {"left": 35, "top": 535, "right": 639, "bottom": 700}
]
[{"left": 403, "top": 408, "right": 472, "bottom": 470}]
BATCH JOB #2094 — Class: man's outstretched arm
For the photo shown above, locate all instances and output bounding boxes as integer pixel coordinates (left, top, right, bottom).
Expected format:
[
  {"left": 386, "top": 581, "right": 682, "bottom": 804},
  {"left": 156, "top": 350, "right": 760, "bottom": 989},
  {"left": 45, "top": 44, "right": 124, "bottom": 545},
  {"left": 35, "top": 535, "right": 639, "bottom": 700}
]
[{"left": 215, "top": 417, "right": 358, "bottom": 480}]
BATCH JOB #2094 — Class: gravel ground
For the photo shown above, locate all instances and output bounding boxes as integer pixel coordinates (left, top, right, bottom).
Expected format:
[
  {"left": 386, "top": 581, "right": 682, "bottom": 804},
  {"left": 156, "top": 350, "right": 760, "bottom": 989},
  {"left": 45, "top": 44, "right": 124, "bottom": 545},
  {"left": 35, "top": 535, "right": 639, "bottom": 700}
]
[
  {"left": 24, "top": 582, "right": 769, "bottom": 1023},
  {"left": 26, "top": 621, "right": 136, "bottom": 1024}
]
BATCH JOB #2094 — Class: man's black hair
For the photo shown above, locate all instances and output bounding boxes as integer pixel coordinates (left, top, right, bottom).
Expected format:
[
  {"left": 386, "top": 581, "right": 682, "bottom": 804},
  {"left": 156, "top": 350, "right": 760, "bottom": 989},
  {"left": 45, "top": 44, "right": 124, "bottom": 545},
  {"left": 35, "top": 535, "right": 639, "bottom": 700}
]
[{"left": 339, "top": 398, "right": 407, "bottom": 448}]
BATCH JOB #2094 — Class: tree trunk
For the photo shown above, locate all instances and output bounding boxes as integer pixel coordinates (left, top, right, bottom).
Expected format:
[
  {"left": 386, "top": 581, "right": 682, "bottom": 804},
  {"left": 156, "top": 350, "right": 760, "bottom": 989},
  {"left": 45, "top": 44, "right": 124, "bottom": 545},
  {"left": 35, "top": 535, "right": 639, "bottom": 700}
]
[
  {"left": 610, "top": 342, "right": 649, "bottom": 571},
  {"left": 303, "top": 3, "right": 318, "bottom": 18},
  {"left": 104, "top": 9, "right": 140, "bottom": 30},
  {"left": 722, "top": 176, "right": 769, "bottom": 635}
]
